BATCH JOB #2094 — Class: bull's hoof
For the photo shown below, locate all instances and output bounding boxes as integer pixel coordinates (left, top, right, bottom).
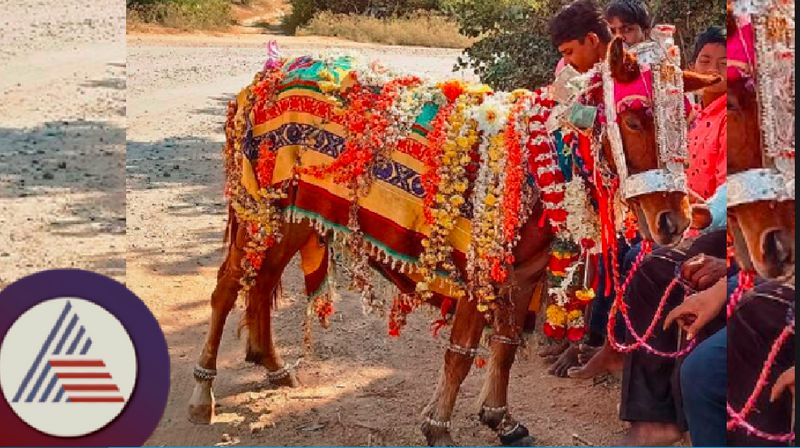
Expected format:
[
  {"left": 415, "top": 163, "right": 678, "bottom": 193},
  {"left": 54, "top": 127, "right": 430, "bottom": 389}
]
[
  {"left": 270, "top": 370, "right": 301, "bottom": 388},
  {"left": 188, "top": 381, "right": 215, "bottom": 424},
  {"left": 188, "top": 402, "right": 215, "bottom": 424},
  {"left": 499, "top": 424, "right": 534, "bottom": 446},
  {"left": 478, "top": 407, "right": 505, "bottom": 430},
  {"left": 421, "top": 420, "right": 456, "bottom": 446},
  {"left": 501, "top": 435, "right": 535, "bottom": 446}
]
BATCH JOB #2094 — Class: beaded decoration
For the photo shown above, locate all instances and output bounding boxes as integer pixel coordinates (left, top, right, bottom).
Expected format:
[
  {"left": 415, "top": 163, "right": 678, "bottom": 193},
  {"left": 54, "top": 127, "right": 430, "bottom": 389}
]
[
  {"left": 601, "top": 25, "right": 689, "bottom": 200},
  {"left": 728, "top": 0, "right": 795, "bottom": 207}
]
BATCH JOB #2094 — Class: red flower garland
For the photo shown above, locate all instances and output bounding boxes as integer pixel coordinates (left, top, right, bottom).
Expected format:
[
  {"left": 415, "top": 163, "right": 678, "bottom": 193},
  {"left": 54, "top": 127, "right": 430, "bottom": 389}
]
[
  {"left": 301, "top": 75, "right": 422, "bottom": 184},
  {"left": 420, "top": 102, "right": 455, "bottom": 224},
  {"left": 524, "top": 91, "right": 564, "bottom": 231},
  {"left": 440, "top": 80, "right": 466, "bottom": 104},
  {"left": 502, "top": 97, "right": 527, "bottom": 249}
]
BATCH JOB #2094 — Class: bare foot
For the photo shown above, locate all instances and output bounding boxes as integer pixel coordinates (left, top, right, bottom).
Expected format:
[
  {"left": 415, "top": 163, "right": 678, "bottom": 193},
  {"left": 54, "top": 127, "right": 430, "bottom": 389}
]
[
  {"left": 621, "top": 421, "right": 683, "bottom": 446},
  {"left": 538, "top": 339, "right": 569, "bottom": 360},
  {"left": 567, "top": 341, "right": 623, "bottom": 379},
  {"left": 576, "top": 343, "right": 600, "bottom": 364},
  {"left": 548, "top": 344, "right": 580, "bottom": 377}
]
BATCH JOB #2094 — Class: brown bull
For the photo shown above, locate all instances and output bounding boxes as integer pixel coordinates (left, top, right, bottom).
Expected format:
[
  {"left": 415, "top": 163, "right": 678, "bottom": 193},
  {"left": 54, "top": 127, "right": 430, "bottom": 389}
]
[
  {"left": 187, "top": 39, "right": 718, "bottom": 446},
  {"left": 727, "top": 75, "right": 795, "bottom": 279}
]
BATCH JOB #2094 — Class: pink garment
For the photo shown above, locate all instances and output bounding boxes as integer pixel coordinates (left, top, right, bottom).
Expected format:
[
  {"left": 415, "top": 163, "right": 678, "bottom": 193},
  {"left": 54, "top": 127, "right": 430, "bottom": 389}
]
[
  {"left": 263, "top": 40, "right": 282, "bottom": 72},
  {"left": 554, "top": 57, "right": 566, "bottom": 76},
  {"left": 613, "top": 67, "right": 692, "bottom": 116},
  {"left": 687, "top": 94, "right": 727, "bottom": 199},
  {"left": 614, "top": 68, "right": 654, "bottom": 113},
  {"left": 728, "top": 19, "right": 755, "bottom": 80}
]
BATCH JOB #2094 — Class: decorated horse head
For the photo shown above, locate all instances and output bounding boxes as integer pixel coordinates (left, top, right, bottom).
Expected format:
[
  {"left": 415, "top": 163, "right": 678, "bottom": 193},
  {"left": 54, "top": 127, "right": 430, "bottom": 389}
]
[
  {"left": 565, "top": 30, "right": 721, "bottom": 247},
  {"left": 727, "top": 0, "right": 795, "bottom": 279}
]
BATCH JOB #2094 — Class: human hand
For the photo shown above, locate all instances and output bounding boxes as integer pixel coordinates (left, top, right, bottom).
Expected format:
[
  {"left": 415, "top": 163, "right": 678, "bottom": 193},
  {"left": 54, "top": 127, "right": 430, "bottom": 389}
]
[
  {"left": 681, "top": 254, "right": 727, "bottom": 291},
  {"left": 770, "top": 367, "right": 795, "bottom": 402},
  {"left": 690, "top": 203, "right": 712, "bottom": 230},
  {"left": 663, "top": 277, "right": 726, "bottom": 340}
]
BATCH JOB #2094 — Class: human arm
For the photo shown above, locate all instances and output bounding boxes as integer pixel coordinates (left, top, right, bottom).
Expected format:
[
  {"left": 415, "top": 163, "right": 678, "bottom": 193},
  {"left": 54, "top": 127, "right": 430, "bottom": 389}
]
[
  {"left": 705, "top": 184, "right": 726, "bottom": 232},
  {"left": 771, "top": 367, "right": 795, "bottom": 402},
  {"left": 663, "top": 276, "right": 727, "bottom": 340}
]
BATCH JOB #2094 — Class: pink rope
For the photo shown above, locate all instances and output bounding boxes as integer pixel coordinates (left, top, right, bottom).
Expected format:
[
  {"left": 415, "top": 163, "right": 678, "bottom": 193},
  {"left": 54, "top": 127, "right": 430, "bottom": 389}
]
[
  {"left": 597, "top": 175, "right": 692, "bottom": 358},
  {"left": 726, "top": 270, "right": 756, "bottom": 318},
  {"left": 607, "top": 268, "right": 697, "bottom": 357},
  {"left": 727, "top": 419, "right": 794, "bottom": 443},
  {"left": 727, "top": 324, "right": 795, "bottom": 442}
]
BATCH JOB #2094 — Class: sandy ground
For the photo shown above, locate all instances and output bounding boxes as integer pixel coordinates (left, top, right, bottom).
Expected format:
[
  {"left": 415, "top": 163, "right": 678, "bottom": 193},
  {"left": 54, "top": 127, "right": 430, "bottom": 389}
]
[
  {"left": 127, "top": 31, "right": 626, "bottom": 446},
  {"left": 0, "top": 0, "right": 126, "bottom": 286}
]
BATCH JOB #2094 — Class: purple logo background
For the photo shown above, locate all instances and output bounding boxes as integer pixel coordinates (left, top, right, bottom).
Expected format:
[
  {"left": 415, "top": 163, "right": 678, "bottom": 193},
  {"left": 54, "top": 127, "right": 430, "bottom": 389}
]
[{"left": 0, "top": 269, "right": 170, "bottom": 446}]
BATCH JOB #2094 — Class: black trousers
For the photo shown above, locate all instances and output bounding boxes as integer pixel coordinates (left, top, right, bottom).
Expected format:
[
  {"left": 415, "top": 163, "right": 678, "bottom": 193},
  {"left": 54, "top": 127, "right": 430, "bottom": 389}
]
[
  {"left": 727, "top": 280, "right": 795, "bottom": 446},
  {"left": 619, "top": 230, "right": 727, "bottom": 428}
]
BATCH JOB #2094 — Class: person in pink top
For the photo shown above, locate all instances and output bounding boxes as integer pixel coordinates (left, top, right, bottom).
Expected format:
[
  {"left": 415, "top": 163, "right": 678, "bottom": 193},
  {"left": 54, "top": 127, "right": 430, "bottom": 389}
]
[{"left": 686, "top": 26, "right": 727, "bottom": 200}]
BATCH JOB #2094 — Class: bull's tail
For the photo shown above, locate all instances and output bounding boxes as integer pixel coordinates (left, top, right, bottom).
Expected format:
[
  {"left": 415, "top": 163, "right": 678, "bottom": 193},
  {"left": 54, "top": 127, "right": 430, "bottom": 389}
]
[{"left": 222, "top": 205, "right": 237, "bottom": 260}]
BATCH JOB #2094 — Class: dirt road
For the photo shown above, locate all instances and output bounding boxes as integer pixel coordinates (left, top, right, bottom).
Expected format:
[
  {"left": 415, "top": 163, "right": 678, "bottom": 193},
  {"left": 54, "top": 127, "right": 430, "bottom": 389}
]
[
  {"left": 0, "top": 0, "right": 126, "bottom": 286},
  {"left": 127, "top": 31, "right": 625, "bottom": 446}
]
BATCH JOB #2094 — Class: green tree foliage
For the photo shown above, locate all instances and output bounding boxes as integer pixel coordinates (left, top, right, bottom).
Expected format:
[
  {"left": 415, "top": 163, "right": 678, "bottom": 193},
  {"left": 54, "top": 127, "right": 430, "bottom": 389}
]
[
  {"left": 443, "top": 0, "right": 564, "bottom": 90},
  {"left": 648, "top": 0, "right": 726, "bottom": 61},
  {"left": 446, "top": 0, "right": 724, "bottom": 90}
]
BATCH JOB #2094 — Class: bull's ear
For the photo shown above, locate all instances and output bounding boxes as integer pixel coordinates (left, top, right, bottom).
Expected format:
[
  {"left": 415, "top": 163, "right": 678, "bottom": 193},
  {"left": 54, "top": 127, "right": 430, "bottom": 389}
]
[
  {"left": 683, "top": 70, "right": 723, "bottom": 93},
  {"left": 607, "top": 37, "right": 640, "bottom": 84},
  {"left": 727, "top": 0, "right": 737, "bottom": 37}
]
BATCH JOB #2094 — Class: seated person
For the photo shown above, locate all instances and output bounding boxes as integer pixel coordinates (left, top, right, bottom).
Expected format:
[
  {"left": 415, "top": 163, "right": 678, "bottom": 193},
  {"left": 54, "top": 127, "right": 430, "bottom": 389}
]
[{"left": 566, "top": 25, "right": 728, "bottom": 380}]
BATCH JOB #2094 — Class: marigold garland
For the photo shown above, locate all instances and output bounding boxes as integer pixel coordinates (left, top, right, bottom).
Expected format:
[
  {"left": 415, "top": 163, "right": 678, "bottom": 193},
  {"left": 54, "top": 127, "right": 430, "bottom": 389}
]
[{"left": 416, "top": 93, "right": 477, "bottom": 304}]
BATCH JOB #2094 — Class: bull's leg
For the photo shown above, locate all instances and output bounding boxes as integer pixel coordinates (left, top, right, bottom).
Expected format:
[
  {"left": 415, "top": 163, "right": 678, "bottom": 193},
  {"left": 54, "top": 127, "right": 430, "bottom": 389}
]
[
  {"left": 478, "top": 242, "right": 549, "bottom": 445},
  {"left": 245, "top": 270, "right": 301, "bottom": 388},
  {"left": 245, "top": 222, "right": 316, "bottom": 388},
  {"left": 476, "top": 280, "right": 540, "bottom": 446},
  {"left": 188, "top": 213, "right": 248, "bottom": 424},
  {"left": 421, "top": 297, "right": 486, "bottom": 446}
]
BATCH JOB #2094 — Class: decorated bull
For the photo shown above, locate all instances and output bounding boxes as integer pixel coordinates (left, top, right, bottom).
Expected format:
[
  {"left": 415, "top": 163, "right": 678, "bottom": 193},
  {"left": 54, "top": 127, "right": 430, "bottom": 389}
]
[
  {"left": 726, "top": 0, "right": 795, "bottom": 443},
  {"left": 187, "top": 32, "right": 719, "bottom": 445}
]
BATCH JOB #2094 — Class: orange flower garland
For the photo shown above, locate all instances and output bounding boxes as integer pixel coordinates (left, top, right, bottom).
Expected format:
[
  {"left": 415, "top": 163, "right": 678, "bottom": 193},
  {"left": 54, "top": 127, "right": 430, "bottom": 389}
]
[{"left": 417, "top": 93, "right": 477, "bottom": 302}]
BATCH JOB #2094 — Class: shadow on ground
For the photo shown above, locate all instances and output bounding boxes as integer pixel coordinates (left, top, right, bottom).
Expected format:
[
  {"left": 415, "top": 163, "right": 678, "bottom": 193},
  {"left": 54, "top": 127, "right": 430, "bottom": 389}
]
[
  {"left": 0, "top": 119, "right": 126, "bottom": 235},
  {"left": 126, "top": 134, "right": 229, "bottom": 276}
]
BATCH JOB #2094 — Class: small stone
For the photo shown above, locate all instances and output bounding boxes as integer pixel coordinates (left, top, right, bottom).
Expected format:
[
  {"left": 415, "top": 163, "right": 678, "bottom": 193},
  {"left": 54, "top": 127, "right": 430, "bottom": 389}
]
[{"left": 42, "top": 172, "right": 54, "bottom": 180}]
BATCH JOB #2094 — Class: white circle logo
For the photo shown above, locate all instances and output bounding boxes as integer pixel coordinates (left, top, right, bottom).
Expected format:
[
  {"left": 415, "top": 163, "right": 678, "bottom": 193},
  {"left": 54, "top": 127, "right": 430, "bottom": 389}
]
[{"left": 0, "top": 298, "right": 137, "bottom": 437}]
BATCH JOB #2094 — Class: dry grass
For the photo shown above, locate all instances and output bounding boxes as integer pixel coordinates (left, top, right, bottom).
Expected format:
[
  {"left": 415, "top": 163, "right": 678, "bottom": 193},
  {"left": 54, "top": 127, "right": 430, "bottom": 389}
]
[
  {"left": 127, "top": 0, "right": 232, "bottom": 31},
  {"left": 298, "top": 11, "right": 473, "bottom": 49},
  {"left": 230, "top": 0, "right": 289, "bottom": 25}
]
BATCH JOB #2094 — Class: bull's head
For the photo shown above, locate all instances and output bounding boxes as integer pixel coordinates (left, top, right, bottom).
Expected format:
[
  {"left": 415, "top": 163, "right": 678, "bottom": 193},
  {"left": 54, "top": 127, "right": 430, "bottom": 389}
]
[
  {"left": 727, "top": 3, "right": 795, "bottom": 279},
  {"left": 598, "top": 35, "right": 721, "bottom": 245}
]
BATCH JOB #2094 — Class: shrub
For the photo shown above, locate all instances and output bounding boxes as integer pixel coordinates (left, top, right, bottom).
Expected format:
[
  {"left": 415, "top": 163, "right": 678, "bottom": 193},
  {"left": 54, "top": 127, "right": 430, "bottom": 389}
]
[
  {"left": 298, "top": 11, "right": 472, "bottom": 48},
  {"left": 127, "top": 0, "right": 232, "bottom": 30},
  {"left": 283, "top": 0, "right": 445, "bottom": 34},
  {"left": 649, "top": 0, "right": 726, "bottom": 63}
]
